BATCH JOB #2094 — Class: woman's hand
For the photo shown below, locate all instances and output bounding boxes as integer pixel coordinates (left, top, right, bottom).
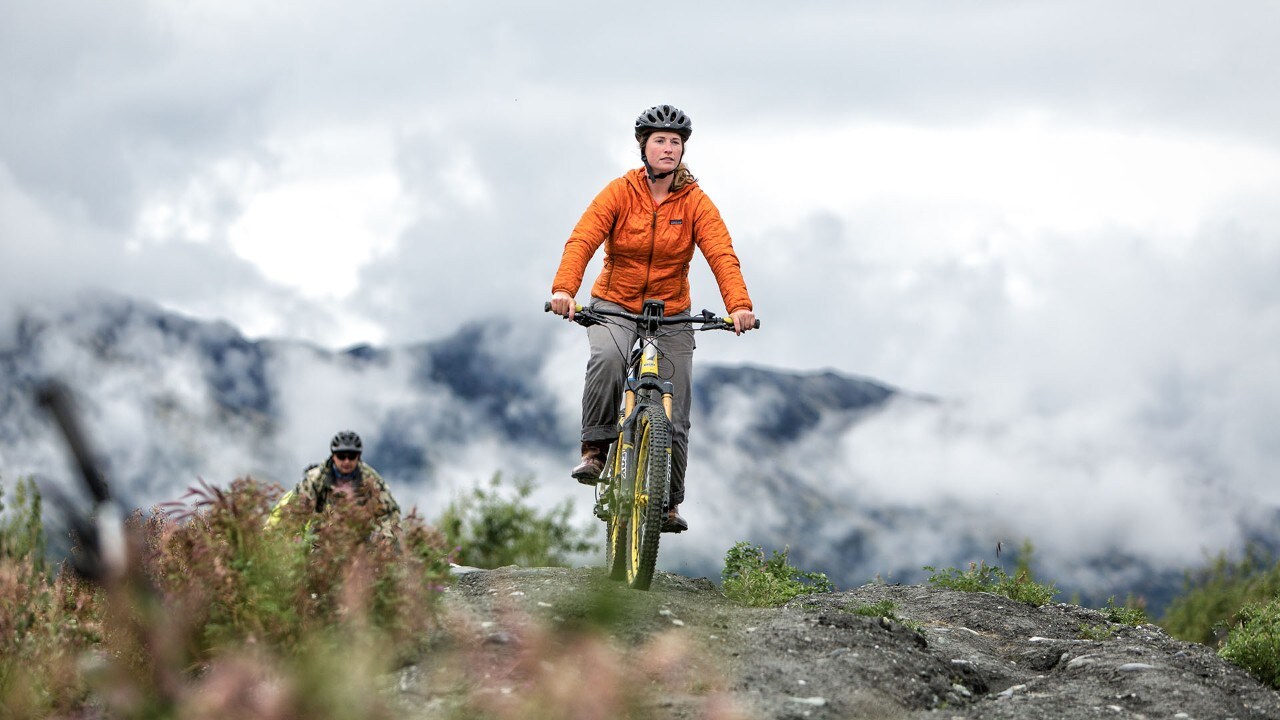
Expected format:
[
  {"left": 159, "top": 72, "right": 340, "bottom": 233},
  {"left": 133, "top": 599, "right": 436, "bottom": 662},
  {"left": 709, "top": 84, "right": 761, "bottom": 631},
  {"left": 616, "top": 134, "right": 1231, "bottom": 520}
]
[
  {"left": 729, "top": 308, "right": 756, "bottom": 335},
  {"left": 550, "top": 291, "right": 577, "bottom": 321}
]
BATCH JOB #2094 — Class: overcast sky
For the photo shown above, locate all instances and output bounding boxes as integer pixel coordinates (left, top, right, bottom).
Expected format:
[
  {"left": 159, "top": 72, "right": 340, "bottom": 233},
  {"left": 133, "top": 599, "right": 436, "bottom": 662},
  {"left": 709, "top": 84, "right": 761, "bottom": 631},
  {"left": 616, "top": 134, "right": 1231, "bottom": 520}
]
[{"left": 4, "top": 2, "right": 1280, "bottom": 560}]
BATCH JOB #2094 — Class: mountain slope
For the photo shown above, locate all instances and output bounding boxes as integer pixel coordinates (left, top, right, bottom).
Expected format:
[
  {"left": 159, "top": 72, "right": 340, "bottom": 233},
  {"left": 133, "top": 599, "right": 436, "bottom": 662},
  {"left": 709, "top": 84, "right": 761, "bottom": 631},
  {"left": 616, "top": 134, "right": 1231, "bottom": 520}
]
[{"left": 0, "top": 291, "right": 1253, "bottom": 614}]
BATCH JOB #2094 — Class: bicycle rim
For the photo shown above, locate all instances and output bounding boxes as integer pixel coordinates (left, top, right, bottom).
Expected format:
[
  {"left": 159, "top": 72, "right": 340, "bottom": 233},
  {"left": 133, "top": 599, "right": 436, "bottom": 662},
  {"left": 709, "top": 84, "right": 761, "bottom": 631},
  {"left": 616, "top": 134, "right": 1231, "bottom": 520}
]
[{"left": 627, "top": 406, "right": 671, "bottom": 590}]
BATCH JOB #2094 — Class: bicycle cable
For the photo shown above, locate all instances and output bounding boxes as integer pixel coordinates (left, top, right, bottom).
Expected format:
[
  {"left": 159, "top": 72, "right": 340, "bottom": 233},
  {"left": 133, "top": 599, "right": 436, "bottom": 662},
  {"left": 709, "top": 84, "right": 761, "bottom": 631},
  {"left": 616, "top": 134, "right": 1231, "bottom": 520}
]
[{"left": 591, "top": 313, "right": 694, "bottom": 383}]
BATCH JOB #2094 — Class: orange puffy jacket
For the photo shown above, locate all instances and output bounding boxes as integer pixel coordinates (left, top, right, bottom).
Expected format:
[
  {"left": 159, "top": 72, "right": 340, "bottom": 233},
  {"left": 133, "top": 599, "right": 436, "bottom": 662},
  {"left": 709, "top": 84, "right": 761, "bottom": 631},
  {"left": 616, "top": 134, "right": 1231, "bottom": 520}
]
[{"left": 552, "top": 168, "right": 752, "bottom": 316}]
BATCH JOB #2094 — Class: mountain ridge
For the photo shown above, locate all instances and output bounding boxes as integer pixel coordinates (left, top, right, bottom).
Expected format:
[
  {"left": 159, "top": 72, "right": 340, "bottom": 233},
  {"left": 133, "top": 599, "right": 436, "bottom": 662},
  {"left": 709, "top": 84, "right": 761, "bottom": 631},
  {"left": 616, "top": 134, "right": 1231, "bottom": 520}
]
[{"left": 0, "top": 291, "right": 1246, "bottom": 615}]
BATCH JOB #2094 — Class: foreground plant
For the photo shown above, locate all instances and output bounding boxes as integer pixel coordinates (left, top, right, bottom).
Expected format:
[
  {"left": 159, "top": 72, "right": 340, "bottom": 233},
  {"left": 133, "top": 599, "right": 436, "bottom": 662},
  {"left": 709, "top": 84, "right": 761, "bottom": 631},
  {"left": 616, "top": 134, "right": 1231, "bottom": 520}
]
[
  {"left": 1, "top": 476, "right": 456, "bottom": 718},
  {"left": 721, "top": 541, "right": 834, "bottom": 607},
  {"left": 1, "top": 476, "right": 103, "bottom": 716}
]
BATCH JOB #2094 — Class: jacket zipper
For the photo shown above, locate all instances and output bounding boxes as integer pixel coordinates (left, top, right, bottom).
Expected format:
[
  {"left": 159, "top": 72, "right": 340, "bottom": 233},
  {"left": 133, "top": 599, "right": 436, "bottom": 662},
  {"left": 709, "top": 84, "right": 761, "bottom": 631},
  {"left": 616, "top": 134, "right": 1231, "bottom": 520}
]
[{"left": 643, "top": 207, "right": 657, "bottom": 308}]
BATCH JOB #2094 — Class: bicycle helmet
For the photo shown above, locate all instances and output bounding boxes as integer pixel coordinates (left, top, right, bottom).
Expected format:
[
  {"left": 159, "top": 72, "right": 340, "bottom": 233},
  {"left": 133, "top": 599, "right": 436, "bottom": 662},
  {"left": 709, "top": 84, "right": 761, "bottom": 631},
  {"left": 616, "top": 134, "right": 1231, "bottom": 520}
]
[
  {"left": 636, "top": 105, "right": 692, "bottom": 181},
  {"left": 634, "top": 104, "right": 692, "bottom": 141},
  {"left": 330, "top": 430, "right": 363, "bottom": 454}
]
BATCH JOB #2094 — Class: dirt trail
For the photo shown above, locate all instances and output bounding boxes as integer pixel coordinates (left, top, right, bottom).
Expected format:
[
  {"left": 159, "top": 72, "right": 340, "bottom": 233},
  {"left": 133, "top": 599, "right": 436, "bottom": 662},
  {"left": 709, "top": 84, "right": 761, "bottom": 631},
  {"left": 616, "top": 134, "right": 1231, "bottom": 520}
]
[{"left": 388, "top": 566, "right": 1280, "bottom": 720}]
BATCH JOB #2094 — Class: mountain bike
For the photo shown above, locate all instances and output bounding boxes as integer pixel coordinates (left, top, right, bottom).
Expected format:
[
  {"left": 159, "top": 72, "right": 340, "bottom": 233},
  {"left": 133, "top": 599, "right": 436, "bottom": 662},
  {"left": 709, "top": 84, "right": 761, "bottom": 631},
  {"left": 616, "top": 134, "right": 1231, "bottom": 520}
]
[{"left": 545, "top": 298, "right": 759, "bottom": 590}]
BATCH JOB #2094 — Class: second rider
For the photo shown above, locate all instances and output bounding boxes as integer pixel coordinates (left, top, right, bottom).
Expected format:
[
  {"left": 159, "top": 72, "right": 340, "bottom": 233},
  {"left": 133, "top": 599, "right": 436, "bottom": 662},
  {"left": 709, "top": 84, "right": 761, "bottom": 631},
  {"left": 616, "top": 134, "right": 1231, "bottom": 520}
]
[{"left": 548, "top": 104, "right": 756, "bottom": 534}]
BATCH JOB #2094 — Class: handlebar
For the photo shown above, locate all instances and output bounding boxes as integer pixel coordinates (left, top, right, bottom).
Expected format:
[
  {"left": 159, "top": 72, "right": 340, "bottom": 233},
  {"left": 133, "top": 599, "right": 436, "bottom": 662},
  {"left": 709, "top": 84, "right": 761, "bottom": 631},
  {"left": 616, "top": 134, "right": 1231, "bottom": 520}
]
[{"left": 544, "top": 301, "right": 760, "bottom": 331}]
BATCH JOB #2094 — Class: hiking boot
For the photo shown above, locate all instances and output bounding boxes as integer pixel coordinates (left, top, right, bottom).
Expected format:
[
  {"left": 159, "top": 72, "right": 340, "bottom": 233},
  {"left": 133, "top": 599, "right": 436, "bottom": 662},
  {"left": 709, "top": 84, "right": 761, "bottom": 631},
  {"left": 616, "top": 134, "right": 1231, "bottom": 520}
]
[
  {"left": 571, "top": 441, "right": 610, "bottom": 485},
  {"left": 661, "top": 506, "right": 688, "bottom": 533}
]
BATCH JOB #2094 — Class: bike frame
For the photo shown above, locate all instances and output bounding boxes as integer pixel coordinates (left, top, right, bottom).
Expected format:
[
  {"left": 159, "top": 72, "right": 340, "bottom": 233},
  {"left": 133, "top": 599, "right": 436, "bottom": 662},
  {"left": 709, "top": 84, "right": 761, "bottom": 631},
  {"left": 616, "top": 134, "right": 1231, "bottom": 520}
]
[{"left": 546, "top": 298, "right": 758, "bottom": 589}]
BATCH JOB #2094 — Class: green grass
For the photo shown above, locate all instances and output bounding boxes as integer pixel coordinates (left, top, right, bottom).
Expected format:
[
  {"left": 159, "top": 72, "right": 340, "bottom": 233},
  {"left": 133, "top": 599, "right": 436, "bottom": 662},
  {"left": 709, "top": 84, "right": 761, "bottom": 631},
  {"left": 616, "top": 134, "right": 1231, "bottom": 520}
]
[
  {"left": 924, "top": 560, "right": 1058, "bottom": 607},
  {"left": 721, "top": 541, "right": 834, "bottom": 607},
  {"left": 847, "top": 598, "right": 899, "bottom": 618},
  {"left": 1079, "top": 596, "right": 1151, "bottom": 640},
  {"left": 844, "top": 599, "right": 924, "bottom": 633},
  {"left": 1099, "top": 596, "right": 1149, "bottom": 626},
  {"left": 1078, "top": 623, "right": 1115, "bottom": 641}
]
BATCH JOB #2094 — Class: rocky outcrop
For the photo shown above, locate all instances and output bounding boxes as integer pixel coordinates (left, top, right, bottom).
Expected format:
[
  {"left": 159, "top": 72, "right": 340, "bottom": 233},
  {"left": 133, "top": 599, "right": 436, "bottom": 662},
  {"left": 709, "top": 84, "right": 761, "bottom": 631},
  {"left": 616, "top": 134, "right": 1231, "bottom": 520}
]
[{"left": 392, "top": 566, "right": 1280, "bottom": 720}]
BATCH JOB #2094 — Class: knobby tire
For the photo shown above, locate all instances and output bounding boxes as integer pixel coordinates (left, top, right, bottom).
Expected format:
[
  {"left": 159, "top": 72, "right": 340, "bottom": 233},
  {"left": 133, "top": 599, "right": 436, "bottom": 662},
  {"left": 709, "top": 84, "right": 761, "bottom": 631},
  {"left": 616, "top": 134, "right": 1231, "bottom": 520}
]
[{"left": 627, "top": 405, "right": 671, "bottom": 590}]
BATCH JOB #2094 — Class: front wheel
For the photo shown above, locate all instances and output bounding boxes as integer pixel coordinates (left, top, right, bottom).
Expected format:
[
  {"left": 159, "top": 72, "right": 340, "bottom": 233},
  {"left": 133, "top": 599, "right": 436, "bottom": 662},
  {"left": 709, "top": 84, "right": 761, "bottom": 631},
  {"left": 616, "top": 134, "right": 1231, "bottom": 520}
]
[{"left": 626, "top": 406, "right": 671, "bottom": 590}]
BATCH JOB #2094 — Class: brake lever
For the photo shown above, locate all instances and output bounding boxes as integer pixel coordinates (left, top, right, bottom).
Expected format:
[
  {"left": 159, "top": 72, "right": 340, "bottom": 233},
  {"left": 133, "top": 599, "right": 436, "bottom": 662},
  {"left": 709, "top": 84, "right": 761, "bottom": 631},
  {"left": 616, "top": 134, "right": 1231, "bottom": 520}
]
[{"left": 574, "top": 311, "right": 602, "bottom": 328}]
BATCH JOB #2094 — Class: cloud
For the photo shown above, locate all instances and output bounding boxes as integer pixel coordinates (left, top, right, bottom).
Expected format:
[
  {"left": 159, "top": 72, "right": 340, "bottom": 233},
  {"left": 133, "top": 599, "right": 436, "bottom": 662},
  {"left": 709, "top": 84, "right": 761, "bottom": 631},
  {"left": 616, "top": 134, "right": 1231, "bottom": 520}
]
[
  {"left": 4, "top": 2, "right": 1278, "bottom": 358},
  {"left": 4, "top": 1, "right": 1280, "bottom": 597}
]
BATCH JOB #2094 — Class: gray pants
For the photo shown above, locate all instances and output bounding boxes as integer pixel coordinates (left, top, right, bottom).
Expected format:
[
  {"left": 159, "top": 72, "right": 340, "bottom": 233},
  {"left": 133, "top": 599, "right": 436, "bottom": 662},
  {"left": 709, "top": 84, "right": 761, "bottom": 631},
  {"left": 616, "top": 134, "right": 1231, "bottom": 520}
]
[{"left": 581, "top": 299, "right": 694, "bottom": 507}]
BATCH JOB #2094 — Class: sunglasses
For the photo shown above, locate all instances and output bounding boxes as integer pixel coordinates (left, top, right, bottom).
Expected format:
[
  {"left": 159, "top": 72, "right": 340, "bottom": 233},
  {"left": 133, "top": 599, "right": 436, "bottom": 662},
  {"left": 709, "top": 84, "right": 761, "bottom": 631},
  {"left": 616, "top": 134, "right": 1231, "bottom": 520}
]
[{"left": 334, "top": 451, "right": 360, "bottom": 461}]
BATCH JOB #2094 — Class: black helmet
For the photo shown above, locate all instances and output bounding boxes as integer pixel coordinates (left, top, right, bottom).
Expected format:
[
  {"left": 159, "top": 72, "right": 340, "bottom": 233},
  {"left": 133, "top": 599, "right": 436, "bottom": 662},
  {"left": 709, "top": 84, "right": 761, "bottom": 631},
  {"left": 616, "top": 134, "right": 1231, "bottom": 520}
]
[
  {"left": 330, "top": 430, "right": 363, "bottom": 454},
  {"left": 635, "top": 104, "right": 692, "bottom": 141}
]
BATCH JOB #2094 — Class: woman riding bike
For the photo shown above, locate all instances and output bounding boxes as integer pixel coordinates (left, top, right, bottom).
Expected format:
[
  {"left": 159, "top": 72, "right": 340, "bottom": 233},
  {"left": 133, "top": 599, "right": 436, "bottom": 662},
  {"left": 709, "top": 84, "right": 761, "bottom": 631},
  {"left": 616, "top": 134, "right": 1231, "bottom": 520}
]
[{"left": 548, "top": 104, "right": 756, "bottom": 534}]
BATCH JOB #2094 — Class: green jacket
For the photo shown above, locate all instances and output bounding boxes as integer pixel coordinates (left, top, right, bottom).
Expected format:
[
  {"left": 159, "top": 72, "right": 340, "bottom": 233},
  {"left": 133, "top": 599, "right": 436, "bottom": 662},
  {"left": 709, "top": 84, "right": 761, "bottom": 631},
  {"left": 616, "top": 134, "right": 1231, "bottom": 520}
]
[{"left": 291, "top": 459, "right": 401, "bottom": 541}]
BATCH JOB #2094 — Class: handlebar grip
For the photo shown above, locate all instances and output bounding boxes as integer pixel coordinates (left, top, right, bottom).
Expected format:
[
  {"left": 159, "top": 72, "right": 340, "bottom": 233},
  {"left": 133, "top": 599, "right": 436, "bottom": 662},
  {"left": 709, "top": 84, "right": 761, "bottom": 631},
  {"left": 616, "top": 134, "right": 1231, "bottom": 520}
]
[
  {"left": 753, "top": 319, "right": 761, "bottom": 329},
  {"left": 545, "top": 300, "right": 586, "bottom": 314}
]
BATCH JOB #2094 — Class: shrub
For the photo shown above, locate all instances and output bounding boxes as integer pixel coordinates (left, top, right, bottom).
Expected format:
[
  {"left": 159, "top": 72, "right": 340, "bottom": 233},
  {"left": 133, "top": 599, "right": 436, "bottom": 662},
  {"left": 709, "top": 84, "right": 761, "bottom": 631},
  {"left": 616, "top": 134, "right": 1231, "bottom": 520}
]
[
  {"left": 924, "top": 560, "right": 1058, "bottom": 607},
  {"left": 721, "top": 541, "right": 834, "bottom": 607},
  {"left": 1219, "top": 599, "right": 1280, "bottom": 689},
  {"left": 438, "top": 473, "right": 595, "bottom": 569}
]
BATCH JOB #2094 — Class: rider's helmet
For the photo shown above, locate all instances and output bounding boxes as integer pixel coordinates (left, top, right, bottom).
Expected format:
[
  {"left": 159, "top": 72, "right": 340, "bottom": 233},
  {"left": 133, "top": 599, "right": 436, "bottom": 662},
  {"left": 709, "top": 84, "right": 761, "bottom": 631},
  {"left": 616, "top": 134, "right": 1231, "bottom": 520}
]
[
  {"left": 634, "top": 104, "right": 692, "bottom": 142},
  {"left": 330, "top": 430, "right": 363, "bottom": 455}
]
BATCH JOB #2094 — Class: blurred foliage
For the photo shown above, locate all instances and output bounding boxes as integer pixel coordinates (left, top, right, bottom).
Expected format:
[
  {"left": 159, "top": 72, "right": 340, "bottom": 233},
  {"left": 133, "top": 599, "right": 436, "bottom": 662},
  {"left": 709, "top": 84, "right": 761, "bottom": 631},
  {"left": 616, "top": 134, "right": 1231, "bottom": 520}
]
[
  {"left": 1160, "top": 546, "right": 1280, "bottom": 645},
  {"left": 1159, "top": 546, "right": 1280, "bottom": 689},
  {"left": 1, "top": 475, "right": 454, "bottom": 718},
  {"left": 438, "top": 473, "right": 595, "bottom": 569},
  {"left": 8, "top": 469, "right": 1280, "bottom": 713},
  {"left": 0, "top": 476, "right": 46, "bottom": 574}
]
